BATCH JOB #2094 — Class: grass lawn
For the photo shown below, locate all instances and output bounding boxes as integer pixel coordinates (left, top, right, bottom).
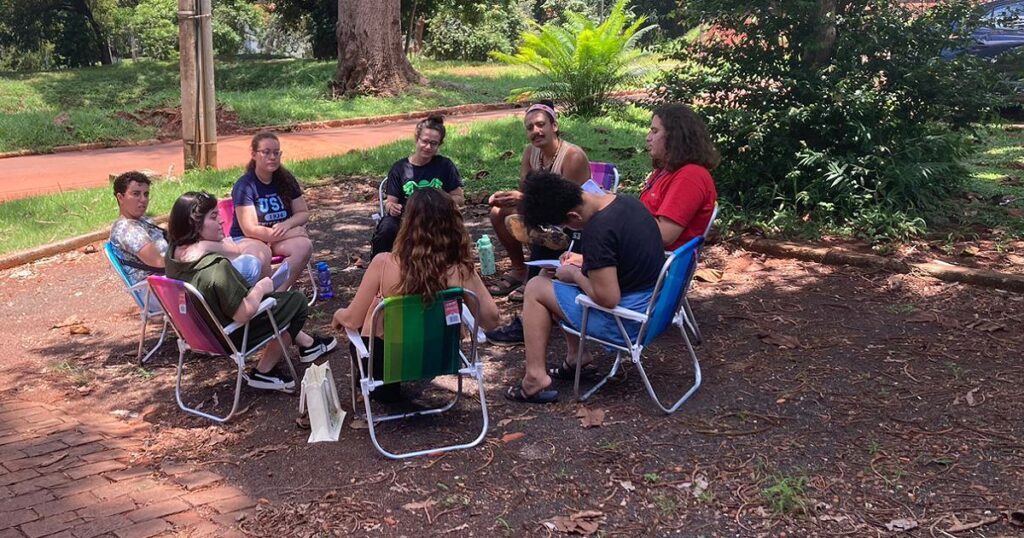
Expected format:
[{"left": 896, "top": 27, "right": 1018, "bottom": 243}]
[
  {"left": 0, "top": 58, "right": 547, "bottom": 154},
  {"left": 953, "top": 124, "right": 1024, "bottom": 237},
  {"left": 0, "top": 107, "right": 651, "bottom": 256}
]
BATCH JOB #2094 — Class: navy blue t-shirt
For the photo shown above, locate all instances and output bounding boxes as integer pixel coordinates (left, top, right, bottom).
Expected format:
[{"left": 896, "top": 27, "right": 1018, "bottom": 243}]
[
  {"left": 229, "top": 171, "right": 303, "bottom": 238},
  {"left": 384, "top": 156, "right": 462, "bottom": 205}
]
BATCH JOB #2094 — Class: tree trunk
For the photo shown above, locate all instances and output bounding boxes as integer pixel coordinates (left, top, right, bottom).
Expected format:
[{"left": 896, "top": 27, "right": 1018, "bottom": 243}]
[
  {"left": 803, "top": 0, "right": 837, "bottom": 69},
  {"left": 72, "top": 0, "right": 113, "bottom": 64},
  {"left": 333, "top": 0, "right": 422, "bottom": 97}
]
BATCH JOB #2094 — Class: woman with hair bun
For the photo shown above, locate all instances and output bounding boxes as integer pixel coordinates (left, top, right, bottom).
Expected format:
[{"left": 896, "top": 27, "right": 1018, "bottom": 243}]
[
  {"left": 335, "top": 188, "right": 498, "bottom": 401},
  {"left": 371, "top": 115, "right": 465, "bottom": 256}
]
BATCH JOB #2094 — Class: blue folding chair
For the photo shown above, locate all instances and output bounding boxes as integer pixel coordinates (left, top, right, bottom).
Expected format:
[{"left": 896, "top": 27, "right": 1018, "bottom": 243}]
[
  {"left": 674, "top": 202, "right": 719, "bottom": 343},
  {"left": 104, "top": 242, "right": 168, "bottom": 364},
  {"left": 561, "top": 237, "right": 704, "bottom": 414}
]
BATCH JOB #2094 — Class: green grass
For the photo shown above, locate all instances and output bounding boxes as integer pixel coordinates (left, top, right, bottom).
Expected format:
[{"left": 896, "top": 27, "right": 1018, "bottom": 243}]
[
  {"left": 760, "top": 472, "right": 808, "bottom": 515},
  {"left": 957, "top": 124, "right": 1024, "bottom": 236},
  {"left": 0, "top": 58, "right": 547, "bottom": 153},
  {"left": 0, "top": 107, "right": 651, "bottom": 255}
]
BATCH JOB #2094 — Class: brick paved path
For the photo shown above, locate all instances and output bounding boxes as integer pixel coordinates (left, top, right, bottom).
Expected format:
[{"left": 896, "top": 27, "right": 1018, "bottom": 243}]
[{"left": 0, "top": 400, "right": 254, "bottom": 538}]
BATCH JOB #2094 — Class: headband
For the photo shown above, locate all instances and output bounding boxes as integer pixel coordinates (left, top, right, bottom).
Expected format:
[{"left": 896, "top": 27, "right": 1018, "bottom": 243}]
[{"left": 525, "top": 103, "right": 557, "bottom": 122}]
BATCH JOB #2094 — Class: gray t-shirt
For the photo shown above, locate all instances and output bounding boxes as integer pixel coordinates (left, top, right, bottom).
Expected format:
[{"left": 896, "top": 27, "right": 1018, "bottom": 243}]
[{"left": 109, "top": 216, "right": 167, "bottom": 285}]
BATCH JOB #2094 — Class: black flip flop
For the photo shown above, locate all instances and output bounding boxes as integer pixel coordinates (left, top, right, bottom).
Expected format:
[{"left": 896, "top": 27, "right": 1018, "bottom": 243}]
[
  {"left": 505, "top": 382, "right": 558, "bottom": 404},
  {"left": 547, "top": 361, "right": 598, "bottom": 381}
]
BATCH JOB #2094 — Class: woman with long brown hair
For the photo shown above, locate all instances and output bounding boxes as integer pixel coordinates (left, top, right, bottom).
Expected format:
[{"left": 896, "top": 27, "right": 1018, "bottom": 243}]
[
  {"left": 229, "top": 132, "right": 313, "bottom": 291},
  {"left": 333, "top": 188, "right": 500, "bottom": 400},
  {"left": 639, "top": 103, "right": 719, "bottom": 249}
]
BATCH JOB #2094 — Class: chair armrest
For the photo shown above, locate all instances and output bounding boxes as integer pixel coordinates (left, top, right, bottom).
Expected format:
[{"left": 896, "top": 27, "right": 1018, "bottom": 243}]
[
  {"left": 346, "top": 328, "right": 369, "bottom": 359},
  {"left": 461, "top": 304, "right": 487, "bottom": 344},
  {"left": 574, "top": 294, "right": 648, "bottom": 323},
  {"left": 129, "top": 280, "right": 149, "bottom": 293},
  {"left": 223, "top": 297, "right": 278, "bottom": 335}
]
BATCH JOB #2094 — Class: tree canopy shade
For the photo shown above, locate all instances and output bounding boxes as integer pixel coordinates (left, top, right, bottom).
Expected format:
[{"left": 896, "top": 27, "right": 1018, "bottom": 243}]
[
  {"left": 659, "top": 0, "right": 1004, "bottom": 243},
  {"left": 0, "top": 0, "right": 115, "bottom": 67},
  {"left": 333, "top": 0, "right": 423, "bottom": 97}
]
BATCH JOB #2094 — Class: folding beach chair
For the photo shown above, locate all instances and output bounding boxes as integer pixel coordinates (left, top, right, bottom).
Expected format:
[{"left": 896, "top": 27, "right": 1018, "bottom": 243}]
[
  {"left": 104, "top": 242, "right": 168, "bottom": 364},
  {"left": 217, "top": 198, "right": 318, "bottom": 306},
  {"left": 370, "top": 178, "right": 387, "bottom": 224},
  {"left": 589, "top": 162, "right": 621, "bottom": 193},
  {"left": 674, "top": 202, "right": 720, "bottom": 343},
  {"left": 345, "top": 288, "right": 488, "bottom": 459},
  {"left": 147, "top": 275, "right": 300, "bottom": 423},
  {"left": 561, "top": 237, "right": 704, "bottom": 414}
]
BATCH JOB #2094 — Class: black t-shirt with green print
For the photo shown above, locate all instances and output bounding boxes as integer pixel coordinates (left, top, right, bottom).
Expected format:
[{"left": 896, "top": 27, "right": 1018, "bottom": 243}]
[{"left": 384, "top": 156, "right": 462, "bottom": 205}]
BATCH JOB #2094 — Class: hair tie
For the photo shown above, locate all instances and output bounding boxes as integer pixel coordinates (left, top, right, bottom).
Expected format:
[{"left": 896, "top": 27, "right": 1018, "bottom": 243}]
[{"left": 525, "top": 103, "right": 557, "bottom": 122}]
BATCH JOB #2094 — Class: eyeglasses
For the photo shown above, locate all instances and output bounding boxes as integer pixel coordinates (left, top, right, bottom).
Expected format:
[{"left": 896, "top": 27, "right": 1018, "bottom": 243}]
[
  {"left": 417, "top": 138, "right": 441, "bottom": 148},
  {"left": 257, "top": 149, "right": 282, "bottom": 158}
]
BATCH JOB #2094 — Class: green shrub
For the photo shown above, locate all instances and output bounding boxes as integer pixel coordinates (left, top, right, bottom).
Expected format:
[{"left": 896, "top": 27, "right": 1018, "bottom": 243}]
[
  {"left": 425, "top": 1, "right": 529, "bottom": 61},
  {"left": 660, "top": 0, "right": 1004, "bottom": 241},
  {"left": 492, "top": 0, "right": 658, "bottom": 115}
]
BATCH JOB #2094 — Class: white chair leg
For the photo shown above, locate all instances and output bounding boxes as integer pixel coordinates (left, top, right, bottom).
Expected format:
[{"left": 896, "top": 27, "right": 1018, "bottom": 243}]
[
  {"left": 139, "top": 318, "right": 168, "bottom": 365},
  {"left": 174, "top": 341, "right": 245, "bottom": 423},
  {"left": 305, "top": 261, "right": 317, "bottom": 307},
  {"left": 135, "top": 315, "right": 149, "bottom": 363},
  {"left": 633, "top": 327, "right": 702, "bottom": 414}
]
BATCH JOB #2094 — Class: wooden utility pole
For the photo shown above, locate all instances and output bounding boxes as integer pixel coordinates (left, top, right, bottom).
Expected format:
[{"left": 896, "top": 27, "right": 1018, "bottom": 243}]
[{"left": 178, "top": 0, "right": 217, "bottom": 170}]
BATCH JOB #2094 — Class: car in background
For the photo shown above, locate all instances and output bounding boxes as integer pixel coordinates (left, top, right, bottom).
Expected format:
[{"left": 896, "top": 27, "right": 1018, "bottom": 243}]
[{"left": 970, "top": 0, "right": 1024, "bottom": 57}]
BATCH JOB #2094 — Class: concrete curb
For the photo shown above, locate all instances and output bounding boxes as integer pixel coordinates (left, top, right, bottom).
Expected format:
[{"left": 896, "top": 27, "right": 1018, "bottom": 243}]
[
  {"left": 0, "top": 102, "right": 520, "bottom": 160},
  {"left": 738, "top": 236, "right": 1024, "bottom": 294}
]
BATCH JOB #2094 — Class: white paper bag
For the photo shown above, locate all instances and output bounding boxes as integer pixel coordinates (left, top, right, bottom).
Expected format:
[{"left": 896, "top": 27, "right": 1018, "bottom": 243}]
[{"left": 299, "top": 362, "right": 345, "bottom": 443}]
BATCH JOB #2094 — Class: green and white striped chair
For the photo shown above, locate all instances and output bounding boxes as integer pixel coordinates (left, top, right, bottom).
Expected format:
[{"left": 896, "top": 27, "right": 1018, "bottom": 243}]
[{"left": 345, "top": 288, "right": 488, "bottom": 459}]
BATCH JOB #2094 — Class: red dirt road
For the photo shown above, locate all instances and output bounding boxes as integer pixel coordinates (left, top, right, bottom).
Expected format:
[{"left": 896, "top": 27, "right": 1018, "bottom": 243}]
[{"left": 0, "top": 109, "right": 517, "bottom": 202}]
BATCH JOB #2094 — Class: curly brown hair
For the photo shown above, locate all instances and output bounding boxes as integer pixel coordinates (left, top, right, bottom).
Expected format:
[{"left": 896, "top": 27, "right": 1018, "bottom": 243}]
[
  {"left": 653, "top": 104, "right": 720, "bottom": 172},
  {"left": 393, "top": 188, "right": 475, "bottom": 300}
]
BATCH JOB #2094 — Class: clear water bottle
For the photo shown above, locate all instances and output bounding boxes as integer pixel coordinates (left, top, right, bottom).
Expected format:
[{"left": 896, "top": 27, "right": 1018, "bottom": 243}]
[
  {"left": 477, "top": 234, "right": 496, "bottom": 276},
  {"left": 315, "top": 261, "right": 334, "bottom": 300}
]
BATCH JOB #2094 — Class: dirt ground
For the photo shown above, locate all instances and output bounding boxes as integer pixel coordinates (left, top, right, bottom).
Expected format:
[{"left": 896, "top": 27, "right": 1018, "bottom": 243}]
[{"left": 2, "top": 180, "right": 1023, "bottom": 537}]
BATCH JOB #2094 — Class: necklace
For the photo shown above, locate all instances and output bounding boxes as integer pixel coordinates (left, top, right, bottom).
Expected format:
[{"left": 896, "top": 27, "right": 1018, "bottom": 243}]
[{"left": 540, "top": 139, "right": 562, "bottom": 171}]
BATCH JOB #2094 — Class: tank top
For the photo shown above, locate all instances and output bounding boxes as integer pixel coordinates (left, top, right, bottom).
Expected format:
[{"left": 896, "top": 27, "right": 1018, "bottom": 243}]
[{"left": 529, "top": 140, "right": 577, "bottom": 175}]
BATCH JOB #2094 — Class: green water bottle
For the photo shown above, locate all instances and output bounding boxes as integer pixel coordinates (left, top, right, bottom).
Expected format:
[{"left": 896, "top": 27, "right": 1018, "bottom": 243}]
[{"left": 477, "top": 234, "right": 496, "bottom": 276}]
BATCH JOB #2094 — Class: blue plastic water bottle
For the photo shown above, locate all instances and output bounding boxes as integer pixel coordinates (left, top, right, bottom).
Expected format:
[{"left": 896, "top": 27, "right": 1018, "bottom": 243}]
[
  {"left": 316, "top": 261, "right": 334, "bottom": 300},
  {"left": 477, "top": 235, "right": 496, "bottom": 276}
]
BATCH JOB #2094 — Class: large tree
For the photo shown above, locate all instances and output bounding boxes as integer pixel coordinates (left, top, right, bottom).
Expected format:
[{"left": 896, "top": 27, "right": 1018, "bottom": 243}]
[
  {"left": 332, "top": 0, "right": 423, "bottom": 97},
  {"left": 0, "top": 0, "right": 115, "bottom": 66}
]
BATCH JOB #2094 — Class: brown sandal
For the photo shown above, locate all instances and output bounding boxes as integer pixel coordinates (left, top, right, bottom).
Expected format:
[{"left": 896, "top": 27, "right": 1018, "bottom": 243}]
[{"left": 488, "top": 274, "right": 524, "bottom": 297}]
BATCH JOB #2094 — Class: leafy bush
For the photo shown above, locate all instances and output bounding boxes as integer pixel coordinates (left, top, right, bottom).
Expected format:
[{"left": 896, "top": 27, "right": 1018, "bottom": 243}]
[
  {"left": 659, "top": 0, "right": 1004, "bottom": 240},
  {"left": 125, "top": 0, "right": 265, "bottom": 60},
  {"left": 425, "top": 1, "right": 529, "bottom": 61},
  {"left": 492, "top": 0, "right": 658, "bottom": 115}
]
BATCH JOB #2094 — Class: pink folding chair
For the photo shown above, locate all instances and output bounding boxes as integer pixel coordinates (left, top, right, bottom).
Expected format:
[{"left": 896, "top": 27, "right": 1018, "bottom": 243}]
[
  {"left": 146, "top": 275, "right": 300, "bottom": 423},
  {"left": 589, "top": 162, "right": 621, "bottom": 193},
  {"left": 217, "top": 198, "right": 318, "bottom": 306}
]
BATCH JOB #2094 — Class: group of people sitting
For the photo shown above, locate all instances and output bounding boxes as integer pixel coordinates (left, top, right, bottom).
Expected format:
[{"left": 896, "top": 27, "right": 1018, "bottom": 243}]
[{"left": 107, "top": 100, "right": 719, "bottom": 404}]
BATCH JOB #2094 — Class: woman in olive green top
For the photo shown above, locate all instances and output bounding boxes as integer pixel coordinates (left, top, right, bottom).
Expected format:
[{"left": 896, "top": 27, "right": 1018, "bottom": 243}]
[{"left": 165, "top": 191, "right": 337, "bottom": 392}]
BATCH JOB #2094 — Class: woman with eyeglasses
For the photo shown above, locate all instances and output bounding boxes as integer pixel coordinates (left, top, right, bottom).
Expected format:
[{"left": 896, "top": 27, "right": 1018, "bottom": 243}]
[
  {"left": 229, "top": 132, "right": 313, "bottom": 291},
  {"left": 371, "top": 115, "right": 464, "bottom": 256}
]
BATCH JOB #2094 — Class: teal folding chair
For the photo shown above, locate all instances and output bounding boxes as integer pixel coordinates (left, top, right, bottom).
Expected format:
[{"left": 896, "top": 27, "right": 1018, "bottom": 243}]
[
  {"left": 345, "top": 288, "right": 488, "bottom": 459},
  {"left": 104, "top": 242, "right": 168, "bottom": 364},
  {"left": 561, "top": 237, "right": 704, "bottom": 414}
]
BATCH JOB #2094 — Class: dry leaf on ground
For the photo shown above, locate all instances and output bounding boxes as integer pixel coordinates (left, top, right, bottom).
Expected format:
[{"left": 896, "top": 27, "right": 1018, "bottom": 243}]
[
  {"left": 884, "top": 518, "right": 918, "bottom": 532},
  {"left": 501, "top": 432, "right": 525, "bottom": 443},
  {"left": 542, "top": 510, "right": 605, "bottom": 535},
  {"left": 68, "top": 324, "right": 91, "bottom": 335},
  {"left": 694, "top": 268, "right": 723, "bottom": 283},
  {"left": 905, "top": 311, "right": 937, "bottom": 323},
  {"left": 757, "top": 332, "right": 802, "bottom": 349},
  {"left": 967, "top": 319, "right": 1005, "bottom": 332},
  {"left": 576, "top": 407, "right": 605, "bottom": 428},
  {"left": 350, "top": 419, "right": 369, "bottom": 430}
]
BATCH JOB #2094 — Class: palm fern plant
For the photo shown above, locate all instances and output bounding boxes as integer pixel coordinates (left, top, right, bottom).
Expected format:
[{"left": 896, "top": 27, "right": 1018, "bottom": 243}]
[{"left": 491, "top": 0, "right": 658, "bottom": 116}]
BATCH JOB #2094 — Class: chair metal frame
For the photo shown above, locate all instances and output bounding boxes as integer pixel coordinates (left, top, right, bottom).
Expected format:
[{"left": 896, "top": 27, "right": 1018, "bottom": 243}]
[
  {"left": 370, "top": 178, "right": 387, "bottom": 224},
  {"left": 674, "top": 203, "right": 719, "bottom": 343},
  {"left": 560, "top": 237, "right": 704, "bottom": 414},
  {"left": 216, "top": 198, "right": 318, "bottom": 307},
  {"left": 345, "top": 288, "right": 488, "bottom": 459},
  {"left": 104, "top": 242, "right": 168, "bottom": 364},
  {"left": 589, "top": 162, "right": 621, "bottom": 193},
  {"left": 147, "top": 275, "right": 300, "bottom": 423}
]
